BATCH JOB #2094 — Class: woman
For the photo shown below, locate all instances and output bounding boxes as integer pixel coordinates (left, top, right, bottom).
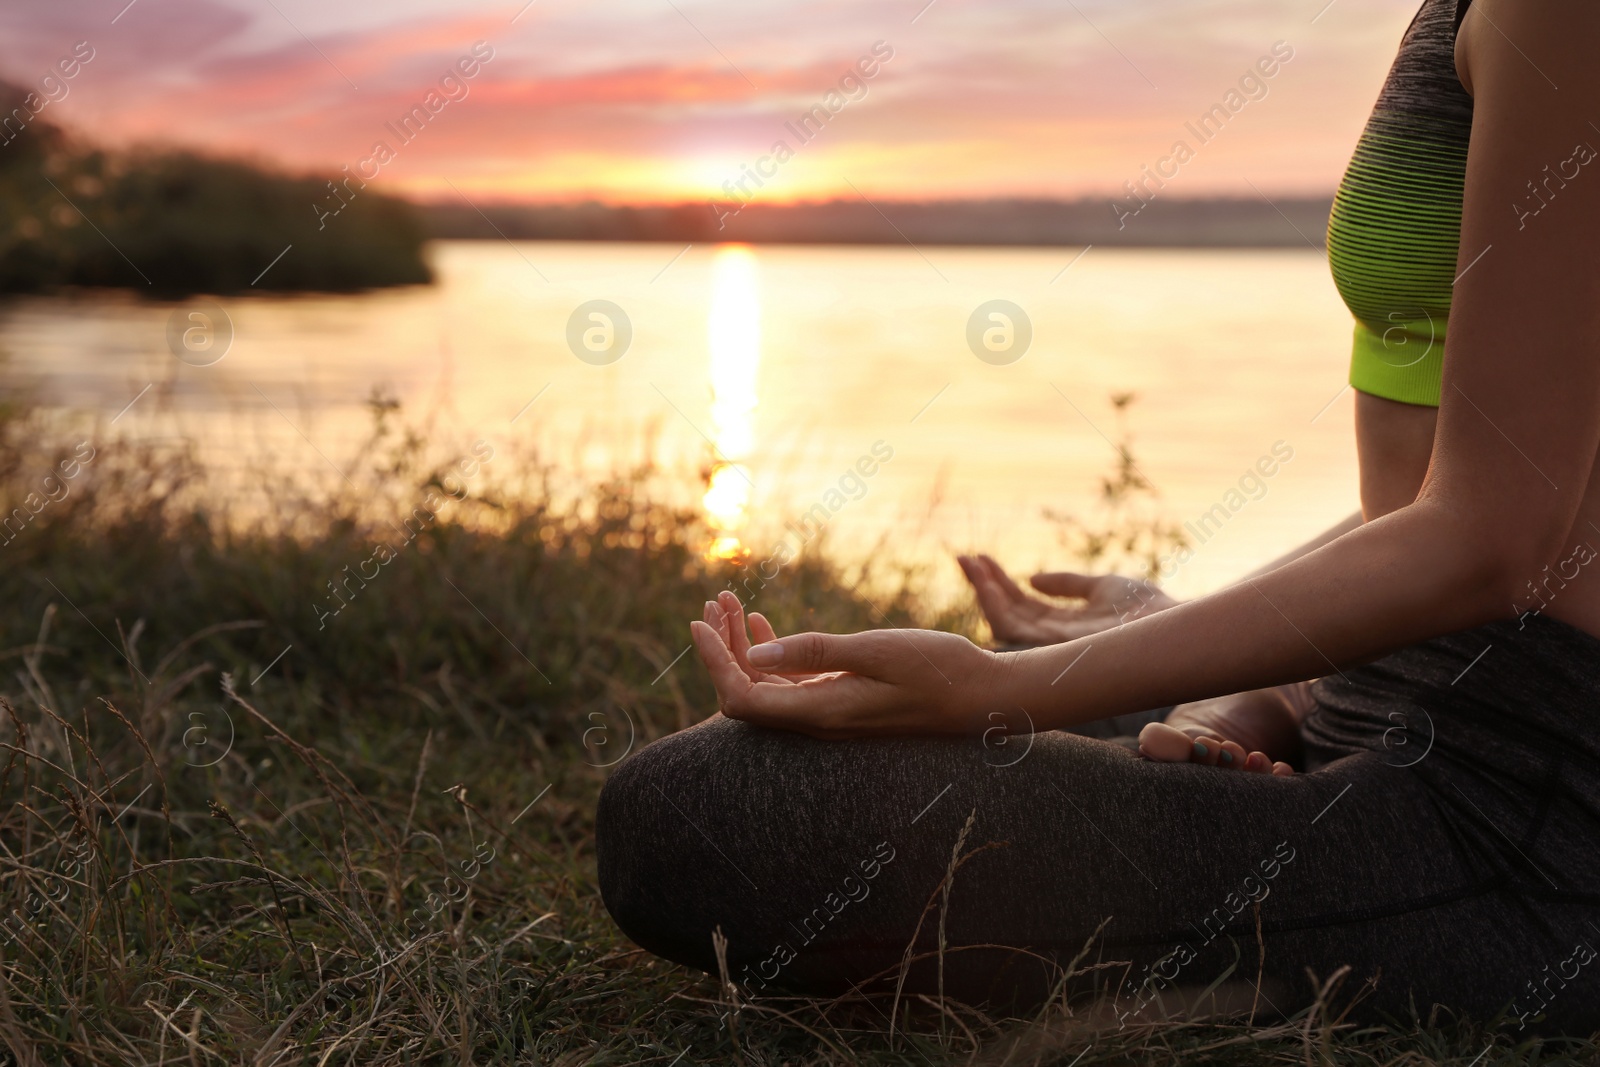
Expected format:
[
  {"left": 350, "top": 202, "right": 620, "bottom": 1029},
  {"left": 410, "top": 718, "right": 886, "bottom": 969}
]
[{"left": 598, "top": 0, "right": 1600, "bottom": 1032}]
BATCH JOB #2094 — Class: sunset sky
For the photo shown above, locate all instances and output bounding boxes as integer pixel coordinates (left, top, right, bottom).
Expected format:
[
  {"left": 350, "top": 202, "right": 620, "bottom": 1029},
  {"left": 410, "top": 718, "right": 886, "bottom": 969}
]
[{"left": 1, "top": 0, "right": 1426, "bottom": 205}]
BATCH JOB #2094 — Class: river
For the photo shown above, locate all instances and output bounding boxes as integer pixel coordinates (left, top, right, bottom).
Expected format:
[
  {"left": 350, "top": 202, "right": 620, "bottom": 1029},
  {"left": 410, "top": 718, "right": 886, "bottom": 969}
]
[{"left": 0, "top": 240, "right": 1362, "bottom": 604}]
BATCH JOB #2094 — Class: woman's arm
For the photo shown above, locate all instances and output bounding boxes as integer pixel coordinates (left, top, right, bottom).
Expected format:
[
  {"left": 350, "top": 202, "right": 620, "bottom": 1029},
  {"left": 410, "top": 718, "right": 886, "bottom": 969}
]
[
  {"left": 961, "top": 512, "right": 1365, "bottom": 646},
  {"left": 1237, "top": 509, "right": 1364, "bottom": 582},
  {"left": 966, "top": 379, "right": 1433, "bottom": 641},
  {"left": 693, "top": 0, "right": 1600, "bottom": 738},
  {"left": 995, "top": 0, "right": 1600, "bottom": 728}
]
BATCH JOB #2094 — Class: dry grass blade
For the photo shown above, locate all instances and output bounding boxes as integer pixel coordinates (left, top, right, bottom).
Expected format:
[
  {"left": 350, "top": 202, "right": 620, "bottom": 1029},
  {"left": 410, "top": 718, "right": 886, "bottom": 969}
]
[{"left": 0, "top": 401, "right": 1574, "bottom": 1064}]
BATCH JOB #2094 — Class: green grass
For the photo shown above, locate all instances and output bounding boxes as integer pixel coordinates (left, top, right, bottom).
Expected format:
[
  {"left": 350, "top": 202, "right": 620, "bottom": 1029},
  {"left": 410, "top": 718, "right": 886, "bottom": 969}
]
[{"left": 0, "top": 396, "right": 1593, "bottom": 1065}]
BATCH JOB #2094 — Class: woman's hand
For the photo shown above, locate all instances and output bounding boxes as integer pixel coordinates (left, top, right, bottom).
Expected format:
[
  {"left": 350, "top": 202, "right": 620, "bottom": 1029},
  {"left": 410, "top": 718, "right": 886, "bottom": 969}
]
[
  {"left": 957, "top": 554, "right": 1179, "bottom": 646},
  {"left": 690, "top": 591, "right": 1002, "bottom": 739}
]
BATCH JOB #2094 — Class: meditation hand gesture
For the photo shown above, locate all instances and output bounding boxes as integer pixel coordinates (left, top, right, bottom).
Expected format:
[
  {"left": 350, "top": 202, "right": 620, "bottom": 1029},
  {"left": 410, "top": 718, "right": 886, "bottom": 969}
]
[
  {"left": 689, "top": 591, "right": 998, "bottom": 739},
  {"left": 957, "top": 554, "right": 1178, "bottom": 646}
]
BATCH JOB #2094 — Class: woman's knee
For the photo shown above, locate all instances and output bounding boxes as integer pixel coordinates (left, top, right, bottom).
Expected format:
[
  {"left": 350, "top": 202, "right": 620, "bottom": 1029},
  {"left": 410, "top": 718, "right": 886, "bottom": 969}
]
[
  {"left": 595, "top": 728, "right": 678, "bottom": 950},
  {"left": 594, "top": 715, "right": 742, "bottom": 971}
]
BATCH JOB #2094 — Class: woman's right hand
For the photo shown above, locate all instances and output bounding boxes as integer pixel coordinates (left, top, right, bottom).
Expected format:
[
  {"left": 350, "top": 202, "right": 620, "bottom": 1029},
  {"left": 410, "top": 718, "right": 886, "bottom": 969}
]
[
  {"left": 956, "top": 553, "right": 1179, "bottom": 646},
  {"left": 691, "top": 590, "right": 1002, "bottom": 738}
]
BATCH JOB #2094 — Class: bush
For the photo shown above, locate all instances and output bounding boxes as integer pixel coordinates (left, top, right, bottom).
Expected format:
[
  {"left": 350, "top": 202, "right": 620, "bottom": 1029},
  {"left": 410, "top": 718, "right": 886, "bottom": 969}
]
[{"left": 0, "top": 81, "right": 430, "bottom": 296}]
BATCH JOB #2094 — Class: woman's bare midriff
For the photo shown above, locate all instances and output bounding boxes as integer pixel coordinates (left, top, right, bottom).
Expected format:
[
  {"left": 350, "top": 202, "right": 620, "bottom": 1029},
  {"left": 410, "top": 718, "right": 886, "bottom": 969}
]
[
  {"left": 1357, "top": 389, "right": 1600, "bottom": 642},
  {"left": 1150, "top": 386, "right": 1600, "bottom": 769}
]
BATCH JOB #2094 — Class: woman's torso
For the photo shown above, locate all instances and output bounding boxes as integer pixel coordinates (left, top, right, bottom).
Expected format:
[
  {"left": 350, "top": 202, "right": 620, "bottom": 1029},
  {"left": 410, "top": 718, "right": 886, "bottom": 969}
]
[{"left": 1331, "top": 0, "right": 1600, "bottom": 640}]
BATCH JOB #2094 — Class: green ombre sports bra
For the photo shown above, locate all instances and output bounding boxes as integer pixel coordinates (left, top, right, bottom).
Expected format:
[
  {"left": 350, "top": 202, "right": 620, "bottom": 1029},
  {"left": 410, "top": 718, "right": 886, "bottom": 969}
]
[{"left": 1326, "top": 0, "right": 1474, "bottom": 407}]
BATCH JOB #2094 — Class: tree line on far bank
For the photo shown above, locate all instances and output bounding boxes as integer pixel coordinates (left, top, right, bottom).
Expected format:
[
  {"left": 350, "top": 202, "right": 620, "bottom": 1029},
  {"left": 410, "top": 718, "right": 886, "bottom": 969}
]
[{"left": 0, "top": 81, "right": 430, "bottom": 298}]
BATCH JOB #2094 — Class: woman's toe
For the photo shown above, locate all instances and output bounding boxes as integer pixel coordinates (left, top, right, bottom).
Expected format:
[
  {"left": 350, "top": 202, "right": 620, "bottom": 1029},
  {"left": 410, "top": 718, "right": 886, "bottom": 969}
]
[
  {"left": 1137, "top": 721, "right": 1195, "bottom": 762},
  {"left": 1137, "top": 723, "right": 1282, "bottom": 775}
]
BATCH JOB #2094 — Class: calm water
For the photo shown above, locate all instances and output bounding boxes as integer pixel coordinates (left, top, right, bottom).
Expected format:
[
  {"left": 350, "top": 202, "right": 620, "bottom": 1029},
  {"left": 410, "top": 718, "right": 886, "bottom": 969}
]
[{"left": 0, "top": 240, "right": 1361, "bottom": 604}]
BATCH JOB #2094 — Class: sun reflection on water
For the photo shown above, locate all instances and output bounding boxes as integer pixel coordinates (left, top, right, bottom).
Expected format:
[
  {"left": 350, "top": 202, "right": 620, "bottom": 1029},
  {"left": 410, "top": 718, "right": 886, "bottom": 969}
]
[{"left": 703, "top": 245, "right": 761, "bottom": 560}]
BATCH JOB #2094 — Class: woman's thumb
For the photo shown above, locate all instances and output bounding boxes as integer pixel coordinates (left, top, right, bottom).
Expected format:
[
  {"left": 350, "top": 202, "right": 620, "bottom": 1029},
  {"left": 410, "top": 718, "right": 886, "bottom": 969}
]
[
  {"left": 1029, "top": 571, "right": 1098, "bottom": 598},
  {"left": 748, "top": 632, "right": 875, "bottom": 673}
]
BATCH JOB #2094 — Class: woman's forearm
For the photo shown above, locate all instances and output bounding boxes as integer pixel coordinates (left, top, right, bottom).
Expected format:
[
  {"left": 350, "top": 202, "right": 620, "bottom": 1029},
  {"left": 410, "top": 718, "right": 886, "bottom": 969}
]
[
  {"left": 1234, "top": 509, "right": 1363, "bottom": 584},
  {"left": 1000, "top": 500, "right": 1506, "bottom": 728}
]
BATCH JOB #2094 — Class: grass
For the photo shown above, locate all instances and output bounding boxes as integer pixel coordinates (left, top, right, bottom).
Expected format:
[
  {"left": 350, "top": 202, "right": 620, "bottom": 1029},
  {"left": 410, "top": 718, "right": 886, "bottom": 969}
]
[{"left": 0, "top": 394, "right": 1594, "bottom": 1065}]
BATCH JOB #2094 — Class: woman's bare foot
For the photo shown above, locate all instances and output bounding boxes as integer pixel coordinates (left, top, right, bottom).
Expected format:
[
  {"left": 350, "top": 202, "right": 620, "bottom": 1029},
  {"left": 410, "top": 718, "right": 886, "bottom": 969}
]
[
  {"left": 1139, "top": 722, "right": 1295, "bottom": 776},
  {"left": 1136, "top": 683, "right": 1315, "bottom": 776}
]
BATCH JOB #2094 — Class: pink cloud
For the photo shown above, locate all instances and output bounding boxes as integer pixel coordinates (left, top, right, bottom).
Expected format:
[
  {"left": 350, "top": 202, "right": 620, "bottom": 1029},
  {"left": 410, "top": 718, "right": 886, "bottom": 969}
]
[{"left": 0, "top": 0, "right": 1424, "bottom": 201}]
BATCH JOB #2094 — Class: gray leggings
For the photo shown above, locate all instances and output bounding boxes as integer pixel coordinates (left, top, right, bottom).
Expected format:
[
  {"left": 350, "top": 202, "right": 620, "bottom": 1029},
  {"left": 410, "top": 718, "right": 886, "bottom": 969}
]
[{"left": 596, "top": 613, "right": 1600, "bottom": 1033}]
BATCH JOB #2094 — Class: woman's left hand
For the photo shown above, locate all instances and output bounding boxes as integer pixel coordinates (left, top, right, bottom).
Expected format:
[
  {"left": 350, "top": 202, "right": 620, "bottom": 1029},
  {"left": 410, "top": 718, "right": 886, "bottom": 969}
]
[{"left": 690, "top": 591, "right": 1002, "bottom": 739}]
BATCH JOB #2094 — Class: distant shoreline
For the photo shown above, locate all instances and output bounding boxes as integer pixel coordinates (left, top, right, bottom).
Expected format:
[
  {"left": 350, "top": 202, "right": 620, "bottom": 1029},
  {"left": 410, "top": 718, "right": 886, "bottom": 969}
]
[{"left": 420, "top": 195, "right": 1334, "bottom": 249}]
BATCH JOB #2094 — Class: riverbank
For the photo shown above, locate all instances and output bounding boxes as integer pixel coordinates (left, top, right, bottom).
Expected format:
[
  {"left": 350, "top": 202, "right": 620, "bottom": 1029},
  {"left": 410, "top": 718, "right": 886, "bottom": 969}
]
[{"left": 0, "top": 403, "right": 1572, "bottom": 1063}]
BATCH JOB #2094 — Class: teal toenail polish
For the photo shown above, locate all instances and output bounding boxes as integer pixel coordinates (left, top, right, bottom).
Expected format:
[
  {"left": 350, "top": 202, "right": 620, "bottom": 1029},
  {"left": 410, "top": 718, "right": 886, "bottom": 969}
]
[
  {"left": 1220, "top": 750, "right": 1233, "bottom": 764},
  {"left": 1192, "top": 741, "right": 1208, "bottom": 758}
]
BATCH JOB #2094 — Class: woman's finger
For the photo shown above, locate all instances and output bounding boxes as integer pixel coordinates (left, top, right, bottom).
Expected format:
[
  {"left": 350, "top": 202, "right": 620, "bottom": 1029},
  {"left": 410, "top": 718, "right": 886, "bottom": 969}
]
[
  {"left": 722, "top": 681, "right": 838, "bottom": 734},
  {"left": 958, "top": 553, "right": 998, "bottom": 601},
  {"left": 960, "top": 556, "right": 1022, "bottom": 636},
  {"left": 704, "top": 598, "right": 731, "bottom": 646},
  {"left": 960, "top": 559, "right": 1036, "bottom": 643},
  {"left": 717, "top": 590, "right": 755, "bottom": 669},
  {"left": 976, "top": 555, "right": 1032, "bottom": 604},
  {"left": 690, "top": 616, "right": 730, "bottom": 669},
  {"left": 722, "top": 672, "right": 891, "bottom": 737},
  {"left": 748, "top": 611, "right": 779, "bottom": 645},
  {"left": 1029, "top": 571, "right": 1100, "bottom": 599},
  {"left": 689, "top": 620, "right": 751, "bottom": 706},
  {"left": 703, "top": 599, "right": 735, "bottom": 653},
  {"left": 747, "top": 630, "right": 885, "bottom": 675},
  {"left": 732, "top": 610, "right": 815, "bottom": 685}
]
